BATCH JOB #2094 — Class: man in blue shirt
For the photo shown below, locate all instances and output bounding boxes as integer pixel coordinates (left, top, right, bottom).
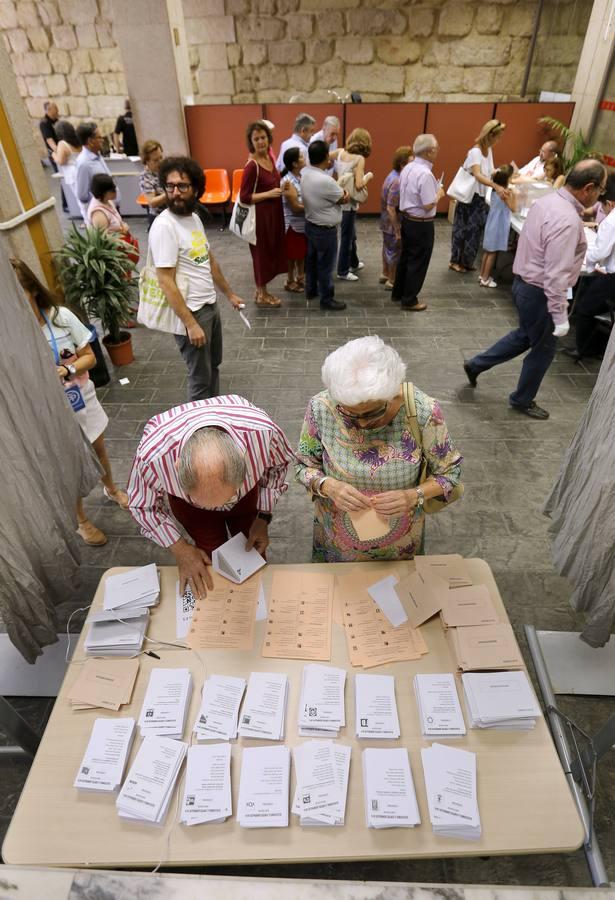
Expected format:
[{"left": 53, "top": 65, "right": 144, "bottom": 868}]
[{"left": 75, "top": 122, "right": 118, "bottom": 222}]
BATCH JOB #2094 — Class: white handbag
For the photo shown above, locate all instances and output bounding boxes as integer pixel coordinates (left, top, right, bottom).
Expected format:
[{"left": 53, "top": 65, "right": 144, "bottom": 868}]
[
  {"left": 447, "top": 166, "right": 477, "bottom": 205},
  {"left": 229, "top": 161, "right": 258, "bottom": 245},
  {"left": 137, "top": 244, "right": 188, "bottom": 335}
]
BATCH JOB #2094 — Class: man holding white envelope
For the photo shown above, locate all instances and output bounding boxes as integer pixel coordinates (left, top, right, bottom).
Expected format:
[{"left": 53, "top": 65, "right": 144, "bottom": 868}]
[{"left": 128, "top": 396, "right": 293, "bottom": 598}]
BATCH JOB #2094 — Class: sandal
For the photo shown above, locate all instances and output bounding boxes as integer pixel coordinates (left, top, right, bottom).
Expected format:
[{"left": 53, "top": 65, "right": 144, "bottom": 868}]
[
  {"left": 448, "top": 262, "right": 465, "bottom": 273},
  {"left": 284, "top": 281, "right": 303, "bottom": 294},
  {"left": 77, "top": 519, "right": 107, "bottom": 546},
  {"left": 255, "top": 293, "right": 282, "bottom": 308},
  {"left": 103, "top": 486, "right": 130, "bottom": 509}
]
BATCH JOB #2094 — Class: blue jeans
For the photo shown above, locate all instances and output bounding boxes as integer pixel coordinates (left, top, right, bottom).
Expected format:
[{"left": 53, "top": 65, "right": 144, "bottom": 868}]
[
  {"left": 337, "top": 209, "right": 359, "bottom": 276},
  {"left": 305, "top": 221, "right": 338, "bottom": 305},
  {"left": 468, "top": 277, "right": 557, "bottom": 408}
]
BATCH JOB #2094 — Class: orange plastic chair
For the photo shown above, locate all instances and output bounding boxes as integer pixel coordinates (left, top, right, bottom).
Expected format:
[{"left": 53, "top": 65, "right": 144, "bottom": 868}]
[
  {"left": 136, "top": 193, "right": 149, "bottom": 207},
  {"left": 231, "top": 168, "right": 243, "bottom": 203},
  {"left": 200, "top": 168, "right": 231, "bottom": 229}
]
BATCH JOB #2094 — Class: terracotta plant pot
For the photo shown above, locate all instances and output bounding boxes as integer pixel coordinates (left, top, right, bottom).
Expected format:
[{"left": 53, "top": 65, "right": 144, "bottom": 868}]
[{"left": 102, "top": 331, "right": 134, "bottom": 367}]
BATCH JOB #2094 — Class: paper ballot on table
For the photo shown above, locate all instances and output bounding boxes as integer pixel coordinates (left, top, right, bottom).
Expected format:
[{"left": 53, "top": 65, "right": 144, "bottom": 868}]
[
  {"left": 415, "top": 554, "right": 473, "bottom": 589},
  {"left": 74, "top": 717, "right": 135, "bottom": 792},
  {"left": 116, "top": 735, "right": 187, "bottom": 824},
  {"left": 367, "top": 574, "right": 407, "bottom": 627},
  {"left": 462, "top": 671, "right": 541, "bottom": 729},
  {"left": 262, "top": 570, "right": 334, "bottom": 661},
  {"left": 440, "top": 584, "right": 499, "bottom": 628},
  {"left": 193, "top": 674, "right": 246, "bottom": 741},
  {"left": 212, "top": 531, "right": 266, "bottom": 584},
  {"left": 421, "top": 742, "right": 481, "bottom": 840},
  {"left": 395, "top": 570, "right": 447, "bottom": 627},
  {"left": 355, "top": 673, "right": 400, "bottom": 739},
  {"left": 68, "top": 657, "right": 139, "bottom": 710},
  {"left": 292, "top": 740, "right": 351, "bottom": 826},
  {"left": 238, "top": 672, "right": 288, "bottom": 740},
  {"left": 237, "top": 745, "right": 290, "bottom": 828},
  {"left": 414, "top": 673, "right": 466, "bottom": 736},
  {"left": 138, "top": 667, "right": 192, "bottom": 738},
  {"left": 255, "top": 582, "right": 267, "bottom": 621},
  {"left": 348, "top": 508, "right": 391, "bottom": 542},
  {"left": 84, "top": 608, "right": 149, "bottom": 657},
  {"left": 447, "top": 623, "right": 523, "bottom": 671},
  {"left": 181, "top": 743, "right": 232, "bottom": 825},
  {"left": 176, "top": 582, "right": 196, "bottom": 639},
  {"left": 103, "top": 564, "right": 160, "bottom": 611},
  {"left": 188, "top": 571, "right": 259, "bottom": 651},
  {"left": 362, "top": 748, "right": 420, "bottom": 828},
  {"left": 297, "top": 664, "right": 346, "bottom": 736}
]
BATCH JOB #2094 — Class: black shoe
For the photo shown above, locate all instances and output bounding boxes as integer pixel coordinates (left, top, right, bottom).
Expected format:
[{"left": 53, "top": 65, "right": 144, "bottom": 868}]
[
  {"left": 306, "top": 294, "right": 318, "bottom": 301},
  {"left": 561, "top": 347, "right": 581, "bottom": 361},
  {"left": 401, "top": 302, "right": 427, "bottom": 311},
  {"left": 463, "top": 362, "right": 478, "bottom": 388},
  {"left": 320, "top": 300, "right": 347, "bottom": 311},
  {"left": 510, "top": 401, "right": 550, "bottom": 420}
]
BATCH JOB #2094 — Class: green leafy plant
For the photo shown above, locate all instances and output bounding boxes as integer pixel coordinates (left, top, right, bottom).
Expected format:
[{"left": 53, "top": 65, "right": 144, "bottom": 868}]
[
  {"left": 54, "top": 225, "right": 137, "bottom": 345},
  {"left": 539, "top": 117, "right": 601, "bottom": 171}
]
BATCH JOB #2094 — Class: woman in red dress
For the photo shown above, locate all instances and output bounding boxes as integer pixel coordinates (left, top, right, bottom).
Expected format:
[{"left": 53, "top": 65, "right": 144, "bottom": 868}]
[{"left": 240, "top": 121, "right": 287, "bottom": 308}]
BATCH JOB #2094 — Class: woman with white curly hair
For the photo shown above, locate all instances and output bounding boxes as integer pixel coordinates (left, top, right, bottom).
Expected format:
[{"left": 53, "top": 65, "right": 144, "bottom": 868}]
[{"left": 295, "top": 336, "right": 463, "bottom": 562}]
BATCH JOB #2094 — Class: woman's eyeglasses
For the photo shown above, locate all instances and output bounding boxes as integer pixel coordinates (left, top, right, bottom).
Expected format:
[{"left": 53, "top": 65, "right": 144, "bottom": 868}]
[{"left": 337, "top": 402, "right": 388, "bottom": 422}]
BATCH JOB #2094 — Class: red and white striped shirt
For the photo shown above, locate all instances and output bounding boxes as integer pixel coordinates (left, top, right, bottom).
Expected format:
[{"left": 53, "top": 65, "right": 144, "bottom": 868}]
[{"left": 127, "top": 396, "right": 293, "bottom": 549}]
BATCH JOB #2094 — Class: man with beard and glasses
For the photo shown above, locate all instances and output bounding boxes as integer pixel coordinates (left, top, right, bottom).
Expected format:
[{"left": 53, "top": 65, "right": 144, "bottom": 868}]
[
  {"left": 127, "top": 396, "right": 294, "bottom": 599},
  {"left": 149, "top": 157, "right": 244, "bottom": 401}
]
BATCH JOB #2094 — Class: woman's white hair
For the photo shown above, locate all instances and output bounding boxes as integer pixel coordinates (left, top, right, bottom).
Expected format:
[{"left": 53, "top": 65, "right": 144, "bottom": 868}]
[{"left": 321, "top": 336, "right": 406, "bottom": 406}]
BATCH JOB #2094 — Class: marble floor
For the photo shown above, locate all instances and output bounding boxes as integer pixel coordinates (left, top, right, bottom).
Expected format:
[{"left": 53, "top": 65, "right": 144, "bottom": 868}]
[{"left": 1, "top": 201, "right": 614, "bottom": 886}]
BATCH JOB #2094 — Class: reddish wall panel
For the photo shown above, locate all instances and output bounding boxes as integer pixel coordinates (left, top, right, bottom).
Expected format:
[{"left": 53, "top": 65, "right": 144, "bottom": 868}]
[
  {"left": 425, "top": 102, "right": 496, "bottom": 213},
  {"left": 185, "top": 104, "right": 263, "bottom": 174},
  {"left": 263, "top": 103, "right": 344, "bottom": 161},
  {"left": 494, "top": 102, "right": 575, "bottom": 169},
  {"left": 345, "top": 103, "right": 427, "bottom": 214}
]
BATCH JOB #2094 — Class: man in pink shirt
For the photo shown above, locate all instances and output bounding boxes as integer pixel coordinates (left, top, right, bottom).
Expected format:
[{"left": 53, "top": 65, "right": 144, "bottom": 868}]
[
  {"left": 463, "top": 160, "right": 606, "bottom": 419},
  {"left": 392, "top": 134, "right": 445, "bottom": 311}
]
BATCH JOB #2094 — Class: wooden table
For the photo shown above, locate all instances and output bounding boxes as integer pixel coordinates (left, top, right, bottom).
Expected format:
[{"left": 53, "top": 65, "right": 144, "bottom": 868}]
[{"left": 2, "top": 560, "right": 584, "bottom": 868}]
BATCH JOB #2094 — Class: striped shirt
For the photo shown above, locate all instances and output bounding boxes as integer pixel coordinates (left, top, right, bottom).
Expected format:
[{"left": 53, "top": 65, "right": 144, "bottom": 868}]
[{"left": 127, "top": 396, "right": 293, "bottom": 548}]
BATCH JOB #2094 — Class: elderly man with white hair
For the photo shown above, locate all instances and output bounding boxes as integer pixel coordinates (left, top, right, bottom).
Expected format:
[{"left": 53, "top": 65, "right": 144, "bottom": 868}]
[
  {"left": 391, "top": 133, "right": 444, "bottom": 311},
  {"left": 311, "top": 115, "right": 340, "bottom": 174},
  {"left": 515, "top": 140, "right": 559, "bottom": 181},
  {"left": 296, "top": 336, "right": 462, "bottom": 562},
  {"left": 276, "top": 112, "right": 316, "bottom": 172},
  {"left": 128, "top": 396, "right": 294, "bottom": 598}
]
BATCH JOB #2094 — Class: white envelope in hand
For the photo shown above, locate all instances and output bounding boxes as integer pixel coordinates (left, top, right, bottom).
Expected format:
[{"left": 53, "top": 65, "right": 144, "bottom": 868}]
[{"left": 212, "top": 532, "right": 266, "bottom": 585}]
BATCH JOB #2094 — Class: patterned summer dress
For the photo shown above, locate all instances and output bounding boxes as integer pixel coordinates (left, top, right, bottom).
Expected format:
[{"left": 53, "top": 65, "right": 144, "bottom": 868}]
[{"left": 295, "top": 386, "right": 463, "bottom": 562}]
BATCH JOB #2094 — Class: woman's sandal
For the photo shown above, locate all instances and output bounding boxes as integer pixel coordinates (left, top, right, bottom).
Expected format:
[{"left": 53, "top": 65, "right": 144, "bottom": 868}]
[
  {"left": 255, "top": 292, "right": 282, "bottom": 307},
  {"left": 448, "top": 262, "right": 465, "bottom": 273},
  {"left": 284, "top": 281, "right": 303, "bottom": 294}
]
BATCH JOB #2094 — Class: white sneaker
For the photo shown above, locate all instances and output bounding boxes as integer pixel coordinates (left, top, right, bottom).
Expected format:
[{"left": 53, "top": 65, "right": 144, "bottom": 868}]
[
  {"left": 338, "top": 272, "right": 359, "bottom": 281},
  {"left": 353, "top": 261, "right": 365, "bottom": 270},
  {"left": 479, "top": 277, "right": 498, "bottom": 288}
]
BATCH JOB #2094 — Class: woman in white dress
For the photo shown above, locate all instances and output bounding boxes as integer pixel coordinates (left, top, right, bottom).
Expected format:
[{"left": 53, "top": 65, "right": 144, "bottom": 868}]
[
  {"left": 11, "top": 259, "right": 129, "bottom": 546},
  {"left": 52, "top": 121, "right": 81, "bottom": 208}
]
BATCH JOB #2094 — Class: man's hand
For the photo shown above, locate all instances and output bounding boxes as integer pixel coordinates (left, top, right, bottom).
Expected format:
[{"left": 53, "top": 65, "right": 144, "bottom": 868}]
[
  {"left": 246, "top": 517, "right": 269, "bottom": 555},
  {"left": 321, "top": 478, "right": 370, "bottom": 512},
  {"left": 187, "top": 321, "right": 206, "bottom": 347},
  {"left": 371, "top": 490, "right": 418, "bottom": 516},
  {"left": 436, "top": 186, "right": 446, "bottom": 201},
  {"left": 174, "top": 542, "right": 213, "bottom": 599},
  {"left": 227, "top": 292, "right": 244, "bottom": 310}
]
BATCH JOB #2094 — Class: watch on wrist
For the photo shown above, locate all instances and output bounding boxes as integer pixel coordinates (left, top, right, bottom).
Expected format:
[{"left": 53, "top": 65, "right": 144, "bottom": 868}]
[
  {"left": 65, "top": 364, "right": 77, "bottom": 379},
  {"left": 415, "top": 487, "right": 425, "bottom": 509},
  {"left": 257, "top": 511, "right": 272, "bottom": 524}
]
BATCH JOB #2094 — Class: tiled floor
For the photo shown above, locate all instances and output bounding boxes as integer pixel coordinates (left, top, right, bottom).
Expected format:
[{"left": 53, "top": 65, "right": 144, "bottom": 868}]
[{"left": 2, "top": 203, "right": 613, "bottom": 885}]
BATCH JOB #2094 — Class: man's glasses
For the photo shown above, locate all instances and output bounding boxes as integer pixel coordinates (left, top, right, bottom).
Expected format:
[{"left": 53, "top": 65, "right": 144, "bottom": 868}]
[
  {"left": 164, "top": 183, "right": 192, "bottom": 195},
  {"left": 337, "top": 402, "right": 388, "bottom": 422}
]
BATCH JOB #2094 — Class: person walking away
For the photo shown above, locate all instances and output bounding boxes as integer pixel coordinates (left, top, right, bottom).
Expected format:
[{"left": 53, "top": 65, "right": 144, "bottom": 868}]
[{"left": 478, "top": 165, "right": 518, "bottom": 288}]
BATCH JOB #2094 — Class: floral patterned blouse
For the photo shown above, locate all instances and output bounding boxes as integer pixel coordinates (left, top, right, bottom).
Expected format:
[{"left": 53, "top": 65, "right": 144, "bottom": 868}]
[{"left": 295, "top": 386, "right": 463, "bottom": 562}]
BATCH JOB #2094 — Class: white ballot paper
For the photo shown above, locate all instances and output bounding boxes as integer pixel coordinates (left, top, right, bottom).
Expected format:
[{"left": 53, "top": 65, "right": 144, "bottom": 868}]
[
  {"left": 237, "top": 745, "right": 290, "bottom": 828},
  {"left": 367, "top": 574, "right": 407, "bottom": 627},
  {"left": 212, "top": 532, "right": 266, "bottom": 585},
  {"left": 84, "top": 608, "right": 149, "bottom": 657},
  {"left": 462, "top": 671, "right": 541, "bottom": 730},
  {"left": 362, "top": 747, "right": 420, "bottom": 828},
  {"left": 292, "top": 740, "right": 351, "bottom": 826},
  {"left": 355, "top": 673, "right": 400, "bottom": 739},
  {"left": 103, "top": 564, "right": 160, "bottom": 612},
  {"left": 414, "top": 673, "right": 466, "bottom": 737},
  {"left": 238, "top": 672, "right": 288, "bottom": 740},
  {"left": 181, "top": 743, "right": 232, "bottom": 825},
  {"left": 138, "top": 667, "right": 193, "bottom": 739},
  {"left": 116, "top": 735, "right": 188, "bottom": 825},
  {"left": 421, "top": 742, "right": 481, "bottom": 840},
  {"left": 193, "top": 674, "right": 246, "bottom": 741},
  {"left": 256, "top": 582, "right": 267, "bottom": 621},
  {"left": 298, "top": 664, "right": 346, "bottom": 737},
  {"left": 74, "top": 717, "right": 135, "bottom": 792},
  {"left": 176, "top": 582, "right": 196, "bottom": 639}
]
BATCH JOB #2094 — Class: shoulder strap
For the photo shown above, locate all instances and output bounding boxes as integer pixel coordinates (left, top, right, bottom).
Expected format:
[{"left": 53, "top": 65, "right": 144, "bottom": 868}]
[{"left": 402, "top": 381, "right": 423, "bottom": 451}]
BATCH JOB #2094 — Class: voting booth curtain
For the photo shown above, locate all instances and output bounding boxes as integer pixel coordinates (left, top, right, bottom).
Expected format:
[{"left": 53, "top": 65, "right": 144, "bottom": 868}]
[{"left": 0, "top": 240, "right": 101, "bottom": 663}]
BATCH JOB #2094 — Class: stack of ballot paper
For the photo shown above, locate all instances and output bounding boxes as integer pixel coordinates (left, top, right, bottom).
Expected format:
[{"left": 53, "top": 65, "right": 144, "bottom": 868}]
[
  {"left": 362, "top": 748, "right": 420, "bottom": 829},
  {"left": 439, "top": 584, "right": 499, "bottom": 629},
  {"left": 447, "top": 623, "right": 523, "bottom": 671},
  {"left": 292, "top": 740, "right": 351, "bottom": 826},
  {"left": 84, "top": 608, "right": 149, "bottom": 657},
  {"left": 421, "top": 742, "right": 481, "bottom": 840},
  {"left": 212, "top": 532, "right": 266, "bottom": 584},
  {"left": 414, "top": 673, "right": 466, "bottom": 737},
  {"left": 68, "top": 657, "right": 139, "bottom": 711},
  {"left": 462, "top": 671, "right": 542, "bottom": 729},
  {"left": 355, "top": 673, "right": 400, "bottom": 739},
  {"left": 181, "top": 743, "right": 232, "bottom": 825},
  {"left": 74, "top": 717, "right": 135, "bottom": 792},
  {"left": 237, "top": 745, "right": 290, "bottom": 828},
  {"left": 103, "top": 564, "right": 160, "bottom": 612},
  {"left": 193, "top": 674, "right": 246, "bottom": 741},
  {"left": 238, "top": 672, "right": 288, "bottom": 740},
  {"left": 116, "top": 735, "right": 187, "bottom": 824},
  {"left": 297, "top": 664, "right": 346, "bottom": 737},
  {"left": 138, "top": 667, "right": 192, "bottom": 739}
]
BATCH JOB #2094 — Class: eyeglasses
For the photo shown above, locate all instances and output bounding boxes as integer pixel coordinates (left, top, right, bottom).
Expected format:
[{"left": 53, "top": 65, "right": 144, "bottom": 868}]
[
  {"left": 337, "top": 402, "right": 388, "bottom": 422},
  {"left": 164, "top": 183, "right": 192, "bottom": 195}
]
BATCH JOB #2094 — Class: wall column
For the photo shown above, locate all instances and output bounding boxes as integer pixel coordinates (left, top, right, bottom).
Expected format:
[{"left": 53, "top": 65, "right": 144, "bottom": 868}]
[
  {"left": 570, "top": 0, "right": 615, "bottom": 140},
  {"left": 110, "top": 0, "right": 190, "bottom": 157}
]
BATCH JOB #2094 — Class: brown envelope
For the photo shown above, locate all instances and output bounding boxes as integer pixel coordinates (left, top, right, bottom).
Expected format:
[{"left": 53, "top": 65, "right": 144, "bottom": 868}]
[
  {"left": 394, "top": 570, "right": 447, "bottom": 627},
  {"left": 68, "top": 657, "right": 139, "bottom": 710},
  {"left": 440, "top": 584, "right": 499, "bottom": 628},
  {"left": 415, "top": 553, "right": 473, "bottom": 588},
  {"left": 450, "top": 623, "right": 523, "bottom": 671},
  {"left": 348, "top": 508, "right": 391, "bottom": 542}
]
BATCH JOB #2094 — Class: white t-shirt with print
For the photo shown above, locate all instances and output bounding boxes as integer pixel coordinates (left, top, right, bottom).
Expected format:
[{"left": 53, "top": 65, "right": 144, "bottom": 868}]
[
  {"left": 464, "top": 147, "right": 494, "bottom": 198},
  {"left": 148, "top": 210, "right": 217, "bottom": 311}
]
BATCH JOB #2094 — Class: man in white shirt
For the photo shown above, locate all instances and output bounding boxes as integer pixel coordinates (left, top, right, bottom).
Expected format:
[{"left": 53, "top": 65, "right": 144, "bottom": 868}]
[
  {"left": 275, "top": 113, "right": 316, "bottom": 172},
  {"left": 310, "top": 115, "right": 340, "bottom": 176},
  {"left": 515, "top": 140, "right": 558, "bottom": 181},
  {"left": 149, "top": 157, "right": 244, "bottom": 401}
]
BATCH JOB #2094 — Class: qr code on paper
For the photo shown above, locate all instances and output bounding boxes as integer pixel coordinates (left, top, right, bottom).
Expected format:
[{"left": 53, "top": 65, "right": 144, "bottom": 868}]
[{"left": 182, "top": 585, "right": 196, "bottom": 615}]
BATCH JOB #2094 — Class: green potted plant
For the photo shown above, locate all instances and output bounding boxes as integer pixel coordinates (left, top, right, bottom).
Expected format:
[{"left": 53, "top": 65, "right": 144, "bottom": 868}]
[
  {"left": 55, "top": 224, "right": 137, "bottom": 367},
  {"left": 539, "top": 117, "right": 601, "bottom": 171}
]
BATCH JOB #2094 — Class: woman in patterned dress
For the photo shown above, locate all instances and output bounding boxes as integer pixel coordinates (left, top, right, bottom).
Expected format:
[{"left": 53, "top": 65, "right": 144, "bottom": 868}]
[{"left": 295, "top": 336, "right": 462, "bottom": 562}]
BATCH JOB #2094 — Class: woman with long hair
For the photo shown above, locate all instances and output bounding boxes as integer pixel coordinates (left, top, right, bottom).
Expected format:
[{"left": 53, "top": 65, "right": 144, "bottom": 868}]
[{"left": 336, "top": 127, "right": 373, "bottom": 282}]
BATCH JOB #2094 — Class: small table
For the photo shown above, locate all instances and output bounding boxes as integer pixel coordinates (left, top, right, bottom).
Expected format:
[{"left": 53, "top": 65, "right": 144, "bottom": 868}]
[{"left": 2, "top": 560, "right": 584, "bottom": 869}]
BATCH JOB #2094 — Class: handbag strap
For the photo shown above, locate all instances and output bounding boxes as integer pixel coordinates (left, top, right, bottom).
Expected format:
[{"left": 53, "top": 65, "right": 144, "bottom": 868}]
[{"left": 402, "top": 381, "right": 422, "bottom": 451}]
